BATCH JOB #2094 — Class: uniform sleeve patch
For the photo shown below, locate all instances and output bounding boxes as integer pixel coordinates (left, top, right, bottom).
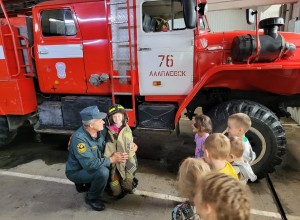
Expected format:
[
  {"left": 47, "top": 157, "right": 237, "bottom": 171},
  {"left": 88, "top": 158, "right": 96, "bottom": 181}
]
[{"left": 77, "top": 143, "right": 87, "bottom": 154}]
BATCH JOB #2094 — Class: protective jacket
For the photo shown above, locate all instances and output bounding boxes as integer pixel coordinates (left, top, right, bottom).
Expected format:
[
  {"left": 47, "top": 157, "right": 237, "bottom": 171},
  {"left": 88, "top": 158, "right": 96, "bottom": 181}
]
[{"left": 104, "top": 124, "right": 137, "bottom": 179}]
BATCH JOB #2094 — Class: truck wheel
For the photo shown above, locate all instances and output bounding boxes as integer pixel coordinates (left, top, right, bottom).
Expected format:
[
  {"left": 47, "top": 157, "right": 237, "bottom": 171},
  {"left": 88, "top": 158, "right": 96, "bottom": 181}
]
[
  {"left": 207, "top": 100, "right": 286, "bottom": 178},
  {"left": 0, "top": 116, "right": 18, "bottom": 146}
]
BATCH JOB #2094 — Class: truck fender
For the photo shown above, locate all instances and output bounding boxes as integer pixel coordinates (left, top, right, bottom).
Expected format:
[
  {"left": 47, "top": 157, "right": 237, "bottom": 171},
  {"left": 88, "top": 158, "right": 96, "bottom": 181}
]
[{"left": 175, "top": 65, "right": 224, "bottom": 124}]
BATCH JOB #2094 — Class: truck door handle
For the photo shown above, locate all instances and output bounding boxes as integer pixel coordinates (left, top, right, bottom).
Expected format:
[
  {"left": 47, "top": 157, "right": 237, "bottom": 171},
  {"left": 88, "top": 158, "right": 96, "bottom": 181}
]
[
  {"left": 39, "top": 50, "right": 49, "bottom": 54},
  {"left": 139, "top": 48, "right": 152, "bottom": 51}
]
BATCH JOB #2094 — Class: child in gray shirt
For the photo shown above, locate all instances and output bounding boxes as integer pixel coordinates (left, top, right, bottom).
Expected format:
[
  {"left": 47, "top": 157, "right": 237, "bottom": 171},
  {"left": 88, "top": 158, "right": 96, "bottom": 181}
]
[{"left": 228, "top": 136, "right": 257, "bottom": 184}]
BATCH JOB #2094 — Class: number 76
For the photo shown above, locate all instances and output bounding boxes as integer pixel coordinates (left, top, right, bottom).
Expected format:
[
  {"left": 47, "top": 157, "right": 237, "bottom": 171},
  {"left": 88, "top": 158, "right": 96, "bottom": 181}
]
[{"left": 158, "top": 55, "right": 174, "bottom": 67}]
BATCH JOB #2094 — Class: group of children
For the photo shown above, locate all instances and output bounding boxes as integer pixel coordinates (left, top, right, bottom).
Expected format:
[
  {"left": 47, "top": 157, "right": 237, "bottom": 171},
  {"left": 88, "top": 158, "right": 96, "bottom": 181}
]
[
  {"left": 173, "top": 112, "right": 257, "bottom": 220},
  {"left": 193, "top": 112, "right": 257, "bottom": 183}
]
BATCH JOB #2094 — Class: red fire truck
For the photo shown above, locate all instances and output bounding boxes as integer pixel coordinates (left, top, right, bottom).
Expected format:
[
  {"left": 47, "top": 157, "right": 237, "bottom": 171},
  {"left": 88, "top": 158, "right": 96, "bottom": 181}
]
[{"left": 0, "top": 0, "right": 299, "bottom": 177}]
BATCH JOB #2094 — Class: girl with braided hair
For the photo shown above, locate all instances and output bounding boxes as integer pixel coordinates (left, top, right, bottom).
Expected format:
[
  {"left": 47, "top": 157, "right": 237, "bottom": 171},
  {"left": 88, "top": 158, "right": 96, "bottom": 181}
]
[{"left": 193, "top": 172, "right": 251, "bottom": 220}]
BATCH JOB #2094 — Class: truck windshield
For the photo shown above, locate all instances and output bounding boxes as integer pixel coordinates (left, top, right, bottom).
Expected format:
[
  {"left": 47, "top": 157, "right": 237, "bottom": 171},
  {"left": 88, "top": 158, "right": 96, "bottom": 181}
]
[{"left": 142, "top": 0, "right": 185, "bottom": 32}]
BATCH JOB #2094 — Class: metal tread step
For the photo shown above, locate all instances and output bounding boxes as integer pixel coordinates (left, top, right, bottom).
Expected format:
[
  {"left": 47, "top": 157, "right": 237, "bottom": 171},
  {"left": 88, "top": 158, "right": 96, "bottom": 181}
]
[
  {"left": 109, "top": 20, "right": 128, "bottom": 24},
  {"left": 112, "top": 58, "right": 130, "bottom": 62},
  {"left": 107, "top": 1, "right": 127, "bottom": 5},
  {"left": 112, "top": 75, "right": 131, "bottom": 79},
  {"left": 112, "top": 92, "right": 133, "bottom": 95},
  {"left": 110, "top": 40, "right": 129, "bottom": 44}
]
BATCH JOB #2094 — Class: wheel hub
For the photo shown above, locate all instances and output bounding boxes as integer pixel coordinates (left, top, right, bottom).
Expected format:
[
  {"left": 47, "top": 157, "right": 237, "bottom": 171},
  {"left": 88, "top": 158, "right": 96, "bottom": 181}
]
[{"left": 246, "top": 127, "right": 266, "bottom": 166}]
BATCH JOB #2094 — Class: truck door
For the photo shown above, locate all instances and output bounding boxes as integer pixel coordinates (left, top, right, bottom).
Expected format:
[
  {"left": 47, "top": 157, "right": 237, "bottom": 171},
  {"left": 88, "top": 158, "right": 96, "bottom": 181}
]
[
  {"left": 33, "top": 7, "right": 86, "bottom": 94},
  {"left": 137, "top": 0, "right": 194, "bottom": 95}
]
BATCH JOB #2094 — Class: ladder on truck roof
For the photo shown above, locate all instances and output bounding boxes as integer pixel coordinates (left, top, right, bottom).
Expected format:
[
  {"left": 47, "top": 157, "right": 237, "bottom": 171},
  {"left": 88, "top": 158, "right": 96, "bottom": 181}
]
[
  {"left": 0, "top": 1, "right": 34, "bottom": 78},
  {"left": 106, "top": 0, "right": 137, "bottom": 127}
]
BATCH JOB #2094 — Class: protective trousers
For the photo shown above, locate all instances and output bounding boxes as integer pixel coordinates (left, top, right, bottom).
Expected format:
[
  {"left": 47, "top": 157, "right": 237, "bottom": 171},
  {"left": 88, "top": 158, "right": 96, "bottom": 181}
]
[{"left": 110, "top": 170, "right": 135, "bottom": 196}]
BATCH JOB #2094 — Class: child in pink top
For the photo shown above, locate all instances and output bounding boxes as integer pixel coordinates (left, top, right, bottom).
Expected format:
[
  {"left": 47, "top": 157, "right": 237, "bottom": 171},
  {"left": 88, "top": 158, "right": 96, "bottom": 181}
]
[{"left": 192, "top": 115, "right": 212, "bottom": 158}]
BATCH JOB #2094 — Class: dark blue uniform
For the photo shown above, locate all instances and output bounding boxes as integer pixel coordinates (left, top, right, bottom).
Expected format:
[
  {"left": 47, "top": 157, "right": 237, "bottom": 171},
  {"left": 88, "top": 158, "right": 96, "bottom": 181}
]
[{"left": 66, "top": 126, "right": 110, "bottom": 200}]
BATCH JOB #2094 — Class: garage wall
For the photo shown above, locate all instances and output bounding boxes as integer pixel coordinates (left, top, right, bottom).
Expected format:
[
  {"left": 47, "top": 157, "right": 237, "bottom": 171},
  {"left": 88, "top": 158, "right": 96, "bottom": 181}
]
[
  {"left": 286, "top": 1, "right": 300, "bottom": 124},
  {"left": 206, "top": 9, "right": 254, "bottom": 32},
  {"left": 292, "top": 1, "right": 300, "bottom": 18},
  {"left": 288, "top": 107, "right": 300, "bottom": 124},
  {"left": 259, "top": 5, "right": 281, "bottom": 19},
  {"left": 207, "top": 5, "right": 280, "bottom": 32}
]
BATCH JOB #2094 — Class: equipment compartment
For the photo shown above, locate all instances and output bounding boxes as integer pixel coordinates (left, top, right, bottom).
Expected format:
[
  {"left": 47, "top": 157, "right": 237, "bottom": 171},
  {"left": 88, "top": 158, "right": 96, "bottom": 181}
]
[{"left": 138, "top": 103, "right": 176, "bottom": 130}]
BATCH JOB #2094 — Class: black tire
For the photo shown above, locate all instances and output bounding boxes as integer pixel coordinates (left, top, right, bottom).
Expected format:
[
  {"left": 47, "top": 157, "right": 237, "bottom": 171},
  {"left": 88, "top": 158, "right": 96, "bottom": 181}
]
[
  {"left": 207, "top": 100, "right": 286, "bottom": 178},
  {"left": 0, "top": 116, "right": 18, "bottom": 147}
]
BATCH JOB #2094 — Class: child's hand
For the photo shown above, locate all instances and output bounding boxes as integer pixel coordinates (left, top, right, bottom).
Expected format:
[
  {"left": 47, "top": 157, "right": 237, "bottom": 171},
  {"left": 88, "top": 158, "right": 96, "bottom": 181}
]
[{"left": 130, "top": 143, "right": 138, "bottom": 152}]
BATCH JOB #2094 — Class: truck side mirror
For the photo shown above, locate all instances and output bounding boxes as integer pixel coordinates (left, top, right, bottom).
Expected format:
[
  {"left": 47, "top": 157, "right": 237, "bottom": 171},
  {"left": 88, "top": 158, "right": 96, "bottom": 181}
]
[
  {"left": 246, "top": 9, "right": 256, "bottom": 24},
  {"left": 198, "top": 2, "right": 207, "bottom": 16},
  {"left": 182, "top": 0, "right": 196, "bottom": 28}
]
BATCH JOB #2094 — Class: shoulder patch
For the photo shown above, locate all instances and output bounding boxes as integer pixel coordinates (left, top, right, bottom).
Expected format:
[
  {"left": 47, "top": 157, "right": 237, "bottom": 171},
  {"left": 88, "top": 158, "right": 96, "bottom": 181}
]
[{"left": 77, "top": 143, "right": 87, "bottom": 154}]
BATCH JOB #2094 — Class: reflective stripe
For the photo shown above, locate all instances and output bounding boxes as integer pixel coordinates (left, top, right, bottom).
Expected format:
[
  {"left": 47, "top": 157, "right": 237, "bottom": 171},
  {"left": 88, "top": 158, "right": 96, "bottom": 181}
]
[
  {"left": 108, "top": 105, "right": 125, "bottom": 113},
  {"left": 0, "top": 46, "right": 4, "bottom": 59},
  {"left": 108, "top": 107, "right": 116, "bottom": 113},
  {"left": 110, "top": 180, "right": 120, "bottom": 186},
  {"left": 37, "top": 44, "right": 83, "bottom": 59}
]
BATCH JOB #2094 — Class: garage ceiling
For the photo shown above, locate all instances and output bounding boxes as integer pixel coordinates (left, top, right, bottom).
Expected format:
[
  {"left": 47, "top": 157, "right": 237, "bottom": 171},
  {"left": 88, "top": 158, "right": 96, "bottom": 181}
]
[
  {"left": 0, "top": 0, "right": 298, "bottom": 16},
  {"left": 1, "top": 0, "right": 48, "bottom": 16},
  {"left": 207, "top": 0, "right": 298, "bottom": 11}
]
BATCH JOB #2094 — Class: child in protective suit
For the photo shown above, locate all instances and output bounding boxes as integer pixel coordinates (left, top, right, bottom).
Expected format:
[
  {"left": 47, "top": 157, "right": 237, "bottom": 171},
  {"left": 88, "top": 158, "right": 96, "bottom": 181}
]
[{"left": 104, "top": 104, "right": 138, "bottom": 198}]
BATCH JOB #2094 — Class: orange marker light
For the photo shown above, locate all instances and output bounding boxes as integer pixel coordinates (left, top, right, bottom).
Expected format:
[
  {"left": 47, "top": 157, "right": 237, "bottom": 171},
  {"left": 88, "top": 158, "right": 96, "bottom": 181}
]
[{"left": 153, "top": 81, "right": 161, "bottom": 86}]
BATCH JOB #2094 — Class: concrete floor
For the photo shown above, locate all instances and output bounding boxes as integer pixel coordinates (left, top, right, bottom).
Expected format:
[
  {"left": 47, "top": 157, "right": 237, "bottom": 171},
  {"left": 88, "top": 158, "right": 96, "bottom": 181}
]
[{"left": 0, "top": 118, "right": 299, "bottom": 220}]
